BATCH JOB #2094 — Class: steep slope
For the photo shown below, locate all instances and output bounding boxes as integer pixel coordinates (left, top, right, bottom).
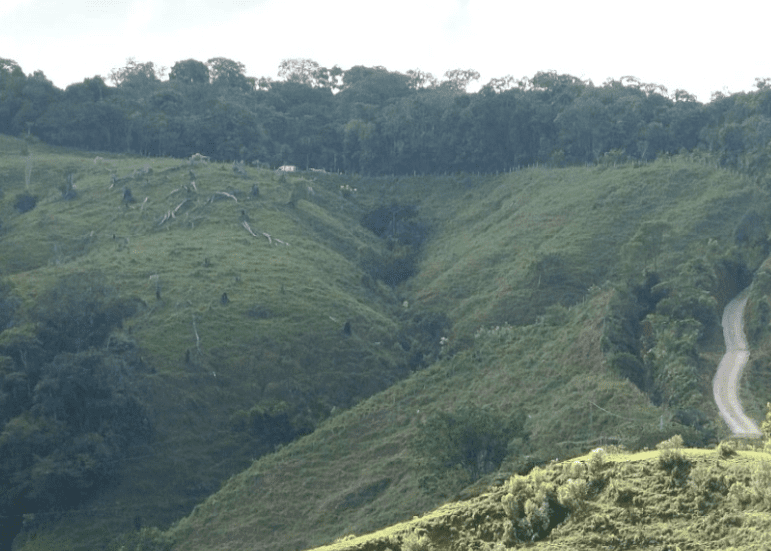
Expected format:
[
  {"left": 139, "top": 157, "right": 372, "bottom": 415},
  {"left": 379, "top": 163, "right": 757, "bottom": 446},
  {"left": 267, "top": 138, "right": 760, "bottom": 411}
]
[
  {"left": 156, "top": 158, "right": 771, "bottom": 551},
  {"left": 0, "top": 136, "right": 424, "bottom": 549},
  {"left": 164, "top": 287, "right": 660, "bottom": 551},
  {"left": 305, "top": 444, "right": 771, "bottom": 551},
  {"left": 3, "top": 138, "right": 769, "bottom": 549}
]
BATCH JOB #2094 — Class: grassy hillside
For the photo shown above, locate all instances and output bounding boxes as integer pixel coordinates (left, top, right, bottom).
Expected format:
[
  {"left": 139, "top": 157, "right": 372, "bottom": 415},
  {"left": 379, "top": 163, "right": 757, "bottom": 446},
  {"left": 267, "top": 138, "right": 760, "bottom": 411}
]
[
  {"left": 157, "top": 157, "right": 769, "bottom": 550},
  {"left": 0, "top": 135, "right": 422, "bottom": 549},
  {"left": 2, "top": 135, "right": 770, "bottom": 550},
  {"left": 305, "top": 442, "right": 771, "bottom": 551}
]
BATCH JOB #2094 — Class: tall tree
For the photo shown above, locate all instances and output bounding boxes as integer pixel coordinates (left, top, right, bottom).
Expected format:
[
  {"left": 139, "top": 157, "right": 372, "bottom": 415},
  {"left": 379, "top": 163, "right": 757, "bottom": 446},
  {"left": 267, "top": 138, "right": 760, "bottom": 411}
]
[
  {"left": 407, "top": 69, "right": 438, "bottom": 90},
  {"left": 442, "top": 69, "right": 480, "bottom": 92},
  {"left": 109, "top": 58, "right": 161, "bottom": 89},
  {"left": 278, "top": 58, "right": 342, "bottom": 90},
  {"left": 12, "top": 71, "right": 60, "bottom": 136},
  {"left": 169, "top": 59, "right": 210, "bottom": 85},
  {"left": 0, "top": 59, "right": 27, "bottom": 134},
  {"left": 37, "top": 76, "right": 114, "bottom": 149},
  {"left": 207, "top": 57, "right": 253, "bottom": 91}
]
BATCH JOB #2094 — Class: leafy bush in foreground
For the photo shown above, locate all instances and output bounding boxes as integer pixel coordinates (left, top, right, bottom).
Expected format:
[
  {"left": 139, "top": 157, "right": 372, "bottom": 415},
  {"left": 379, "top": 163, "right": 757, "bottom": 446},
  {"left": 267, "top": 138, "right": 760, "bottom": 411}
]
[
  {"left": 657, "top": 434, "right": 691, "bottom": 486},
  {"left": 501, "top": 467, "right": 569, "bottom": 543}
]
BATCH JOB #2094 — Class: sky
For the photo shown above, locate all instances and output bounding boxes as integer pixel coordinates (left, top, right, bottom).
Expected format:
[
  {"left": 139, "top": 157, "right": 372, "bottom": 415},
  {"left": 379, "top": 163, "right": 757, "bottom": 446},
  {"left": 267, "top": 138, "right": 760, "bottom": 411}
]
[{"left": 0, "top": 0, "right": 768, "bottom": 103}]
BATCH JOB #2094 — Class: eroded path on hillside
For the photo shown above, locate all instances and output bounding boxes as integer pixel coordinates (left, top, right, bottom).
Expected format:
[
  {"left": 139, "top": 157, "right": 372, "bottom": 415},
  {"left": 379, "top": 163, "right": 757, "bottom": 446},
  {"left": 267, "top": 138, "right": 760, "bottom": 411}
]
[{"left": 713, "top": 289, "right": 763, "bottom": 437}]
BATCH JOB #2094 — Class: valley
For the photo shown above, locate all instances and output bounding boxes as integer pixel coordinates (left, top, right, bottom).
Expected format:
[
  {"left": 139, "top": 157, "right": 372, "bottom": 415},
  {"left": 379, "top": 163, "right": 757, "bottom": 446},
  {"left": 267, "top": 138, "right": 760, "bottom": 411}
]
[{"left": 1, "top": 136, "right": 771, "bottom": 550}]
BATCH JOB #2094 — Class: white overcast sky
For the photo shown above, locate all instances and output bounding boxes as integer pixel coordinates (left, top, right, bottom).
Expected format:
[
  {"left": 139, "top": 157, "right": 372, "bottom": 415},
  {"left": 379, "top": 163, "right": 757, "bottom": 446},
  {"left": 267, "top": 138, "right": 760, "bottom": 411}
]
[{"left": 0, "top": 0, "right": 768, "bottom": 103}]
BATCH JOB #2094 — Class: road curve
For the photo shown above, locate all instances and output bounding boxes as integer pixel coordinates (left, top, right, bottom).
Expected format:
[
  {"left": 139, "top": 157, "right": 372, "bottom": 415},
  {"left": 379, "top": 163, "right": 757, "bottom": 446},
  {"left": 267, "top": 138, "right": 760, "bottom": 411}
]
[{"left": 713, "top": 288, "right": 762, "bottom": 437}]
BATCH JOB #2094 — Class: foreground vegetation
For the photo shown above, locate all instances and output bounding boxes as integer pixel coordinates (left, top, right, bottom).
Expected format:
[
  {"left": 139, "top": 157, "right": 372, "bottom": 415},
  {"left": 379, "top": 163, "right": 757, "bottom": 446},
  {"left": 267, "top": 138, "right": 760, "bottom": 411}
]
[
  {"left": 305, "top": 438, "right": 771, "bottom": 551},
  {"left": 1, "top": 133, "right": 771, "bottom": 550}
]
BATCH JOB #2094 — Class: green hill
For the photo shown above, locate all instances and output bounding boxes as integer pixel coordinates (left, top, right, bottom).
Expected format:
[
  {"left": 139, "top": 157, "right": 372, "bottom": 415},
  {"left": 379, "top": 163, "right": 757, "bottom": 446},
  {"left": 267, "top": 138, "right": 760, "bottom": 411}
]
[
  {"left": 0, "top": 135, "right": 422, "bottom": 549},
  {"left": 2, "top": 135, "right": 771, "bottom": 550},
  {"left": 304, "top": 442, "right": 771, "bottom": 551}
]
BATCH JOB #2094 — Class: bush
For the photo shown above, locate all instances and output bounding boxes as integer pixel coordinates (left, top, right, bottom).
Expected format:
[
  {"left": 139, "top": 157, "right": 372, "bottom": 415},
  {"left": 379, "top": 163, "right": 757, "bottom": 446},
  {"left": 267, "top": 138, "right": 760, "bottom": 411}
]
[
  {"left": 557, "top": 478, "right": 588, "bottom": 515},
  {"left": 415, "top": 405, "right": 526, "bottom": 491},
  {"left": 13, "top": 193, "right": 37, "bottom": 213},
  {"left": 401, "top": 531, "right": 434, "bottom": 551},
  {"left": 717, "top": 440, "right": 737, "bottom": 459},
  {"left": 657, "top": 434, "right": 684, "bottom": 450},
  {"left": 690, "top": 463, "right": 730, "bottom": 513},
  {"left": 749, "top": 460, "right": 771, "bottom": 510},
  {"left": 0, "top": 280, "right": 19, "bottom": 333},
  {"left": 501, "top": 468, "right": 569, "bottom": 543},
  {"left": 359, "top": 204, "right": 429, "bottom": 286},
  {"left": 587, "top": 447, "right": 607, "bottom": 477},
  {"left": 657, "top": 435, "right": 691, "bottom": 485},
  {"left": 761, "top": 402, "right": 771, "bottom": 441},
  {"left": 229, "top": 400, "right": 311, "bottom": 455}
]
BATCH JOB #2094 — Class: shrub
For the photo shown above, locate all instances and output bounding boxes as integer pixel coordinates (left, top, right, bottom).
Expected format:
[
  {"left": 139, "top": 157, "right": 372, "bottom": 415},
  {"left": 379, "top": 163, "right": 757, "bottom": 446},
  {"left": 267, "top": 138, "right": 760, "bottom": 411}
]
[
  {"left": 415, "top": 405, "right": 526, "bottom": 490},
  {"left": 689, "top": 463, "right": 730, "bottom": 513},
  {"left": 564, "top": 459, "right": 588, "bottom": 480},
  {"left": 229, "top": 400, "right": 311, "bottom": 456},
  {"left": 749, "top": 460, "right": 771, "bottom": 510},
  {"left": 587, "top": 447, "right": 608, "bottom": 477},
  {"left": 0, "top": 280, "right": 19, "bottom": 333},
  {"left": 657, "top": 435, "right": 691, "bottom": 485},
  {"left": 717, "top": 440, "right": 737, "bottom": 458},
  {"left": 401, "top": 531, "right": 434, "bottom": 551},
  {"left": 657, "top": 434, "right": 684, "bottom": 450},
  {"left": 13, "top": 193, "right": 37, "bottom": 213},
  {"left": 501, "top": 468, "right": 569, "bottom": 543},
  {"left": 557, "top": 478, "right": 588, "bottom": 515},
  {"left": 761, "top": 402, "right": 771, "bottom": 441}
]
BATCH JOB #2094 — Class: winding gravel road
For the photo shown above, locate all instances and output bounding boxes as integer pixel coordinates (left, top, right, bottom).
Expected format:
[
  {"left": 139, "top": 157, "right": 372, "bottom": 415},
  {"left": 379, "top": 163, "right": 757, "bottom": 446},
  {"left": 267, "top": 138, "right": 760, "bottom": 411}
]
[{"left": 712, "top": 289, "right": 762, "bottom": 437}]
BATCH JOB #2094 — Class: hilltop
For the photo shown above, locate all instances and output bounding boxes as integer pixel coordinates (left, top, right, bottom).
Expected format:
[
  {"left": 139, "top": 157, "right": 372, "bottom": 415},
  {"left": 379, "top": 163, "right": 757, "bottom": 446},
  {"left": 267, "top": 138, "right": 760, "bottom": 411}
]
[
  {"left": 304, "top": 442, "right": 771, "bottom": 551},
  {"left": 1, "top": 135, "right": 771, "bottom": 550}
]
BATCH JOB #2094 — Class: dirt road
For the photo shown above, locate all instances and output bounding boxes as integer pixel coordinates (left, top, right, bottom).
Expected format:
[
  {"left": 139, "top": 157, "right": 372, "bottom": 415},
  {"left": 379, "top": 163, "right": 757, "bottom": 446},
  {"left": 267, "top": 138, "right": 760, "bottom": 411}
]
[{"left": 712, "top": 289, "right": 762, "bottom": 437}]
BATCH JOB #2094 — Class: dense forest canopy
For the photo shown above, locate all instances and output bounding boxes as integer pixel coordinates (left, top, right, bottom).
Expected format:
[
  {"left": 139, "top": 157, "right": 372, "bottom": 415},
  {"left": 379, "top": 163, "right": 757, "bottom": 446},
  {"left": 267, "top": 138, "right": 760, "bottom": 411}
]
[{"left": 2, "top": 56, "right": 771, "bottom": 180}]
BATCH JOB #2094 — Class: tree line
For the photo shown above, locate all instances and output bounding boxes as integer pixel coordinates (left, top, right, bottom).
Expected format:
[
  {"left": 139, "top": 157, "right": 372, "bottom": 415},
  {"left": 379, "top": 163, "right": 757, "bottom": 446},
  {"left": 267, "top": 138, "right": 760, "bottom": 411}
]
[{"left": 2, "top": 56, "right": 771, "bottom": 180}]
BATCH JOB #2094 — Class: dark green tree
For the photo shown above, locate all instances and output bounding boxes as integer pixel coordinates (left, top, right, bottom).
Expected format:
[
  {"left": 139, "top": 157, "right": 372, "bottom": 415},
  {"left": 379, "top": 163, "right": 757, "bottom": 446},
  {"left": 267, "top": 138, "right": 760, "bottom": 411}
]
[
  {"left": 37, "top": 76, "right": 116, "bottom": 149},
  {"left": 11, "top": 70, "right": 60, "bottom": 137},
  {"left": 406, "top": 69, "right": 438, "bottom": 90},
  {"left": 415, "top": 404, "right": 526, "bottom": 492},
  {"left": 169, "top": 58, "right": 210, "bottom": 85},
  {"left": 207, "top": 57, "right": 253, "bottom": 91},
  {"left": 109, "top": 58, "right": 161, "bottom": 89},
  {"left": 0, "top": 58, "right": 26, "bottom": 134},
  {"left": 0, "top": 274, "right": 148, "bottom": 550},
  {"left": 442, "top": 68, "right": 480, "bottom": 92},
  {"left": 278, "top": 58, "right": 342, "bottom": 91}
]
